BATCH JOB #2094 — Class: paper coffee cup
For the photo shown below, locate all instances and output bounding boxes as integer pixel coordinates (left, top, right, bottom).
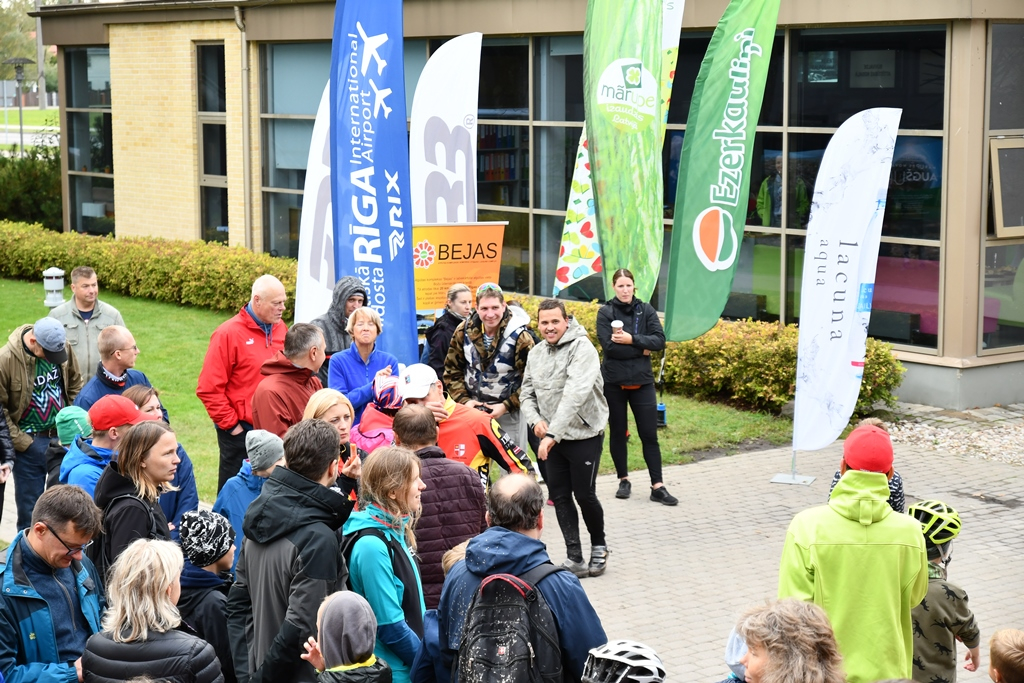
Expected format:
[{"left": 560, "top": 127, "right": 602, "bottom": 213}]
[{"left": 611, "top": 320, "right": 624, "bottom": 331}]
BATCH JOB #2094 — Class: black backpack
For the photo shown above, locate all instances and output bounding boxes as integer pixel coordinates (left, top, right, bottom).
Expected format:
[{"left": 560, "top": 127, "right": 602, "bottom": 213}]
[
  {"left": 455, "top": 563, "right": 566, "bottom": 683},
  {"left": 87, "top": 494, "right": 159, "bottom": 588}
]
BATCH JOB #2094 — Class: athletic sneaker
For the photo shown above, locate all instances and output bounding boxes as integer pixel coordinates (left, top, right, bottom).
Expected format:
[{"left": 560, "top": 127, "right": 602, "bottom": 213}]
[
  {"left": 588, "top": 546, "right": 609, "bottom": 577},
  {"left": 650, "top": 486, "right": 678, "bottom": 506},
  {"left": 561, "top": 558, "right": 589, "bottom": 579},
  {"left": 615, "top": 479, "right": 631, "bottom": 499}
]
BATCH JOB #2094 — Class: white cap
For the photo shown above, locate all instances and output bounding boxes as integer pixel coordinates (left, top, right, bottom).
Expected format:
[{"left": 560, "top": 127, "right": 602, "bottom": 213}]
[{"left": 398, "top": 363, "right": 439, "bottom": 400}]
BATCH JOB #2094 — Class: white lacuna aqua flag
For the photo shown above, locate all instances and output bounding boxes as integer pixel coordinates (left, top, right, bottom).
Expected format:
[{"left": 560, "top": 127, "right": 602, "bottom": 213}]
[
  {"left": 294, "top": 82, "right": 334, "bottom": 323},
  {"left": 409, "top": 32, "right": 483, "bottom": 225},
  {"left": 792, "top": 108, "right": 903, "bottom": 451}
]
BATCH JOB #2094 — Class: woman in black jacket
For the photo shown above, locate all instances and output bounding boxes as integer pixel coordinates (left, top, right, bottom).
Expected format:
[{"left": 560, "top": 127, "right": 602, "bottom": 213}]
[
  {"left": 423, "top": 283, "right": 472, "bottom": 381},
  {"left": 596, "top": 268, "right": 677, "bottom": 506},
  {"left": 91, "top": 420, "right": 178, "bottom": 578},
  {"left": 83, "top": 538, "right": 223, "bottom": 683}
]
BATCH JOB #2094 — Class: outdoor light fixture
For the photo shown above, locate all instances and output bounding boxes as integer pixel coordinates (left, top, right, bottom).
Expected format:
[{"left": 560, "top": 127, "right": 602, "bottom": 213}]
[
  {"left": 42, "top": 267, "right": 65, "bottom": 309},
  {"left": 3, "top": 57, "right": 35, "bottom": 158}
]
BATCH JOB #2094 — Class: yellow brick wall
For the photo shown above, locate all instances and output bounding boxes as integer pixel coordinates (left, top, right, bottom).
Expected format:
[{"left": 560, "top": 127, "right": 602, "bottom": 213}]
[{"left": 109, "top": 21, "right": 259, "bottom": 248}]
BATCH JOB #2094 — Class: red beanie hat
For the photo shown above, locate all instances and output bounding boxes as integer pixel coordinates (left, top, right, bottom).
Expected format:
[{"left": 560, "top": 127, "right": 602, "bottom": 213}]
[{"left": 843, "top": 424, "right": 893, "bottom": 473}]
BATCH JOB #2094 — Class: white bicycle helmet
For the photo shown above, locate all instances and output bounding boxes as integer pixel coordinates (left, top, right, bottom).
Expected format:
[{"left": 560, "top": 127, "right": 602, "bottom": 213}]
[{"left": 582, "top": 640, "right": 666, "bottom": 683}]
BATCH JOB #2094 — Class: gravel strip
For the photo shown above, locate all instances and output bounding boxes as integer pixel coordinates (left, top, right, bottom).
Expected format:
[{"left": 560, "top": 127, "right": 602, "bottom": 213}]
[{"left": 886, "top": 420, "right": 1024, "bottom": 466}]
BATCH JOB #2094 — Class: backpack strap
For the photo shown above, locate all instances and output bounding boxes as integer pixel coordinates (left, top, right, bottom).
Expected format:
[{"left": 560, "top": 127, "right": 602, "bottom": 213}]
[
  {"left": 518, "top": 562, "right": 567, "bottom": 588},
  {"left": 342, "top": 527, "right": 425, "bottom": 638}
]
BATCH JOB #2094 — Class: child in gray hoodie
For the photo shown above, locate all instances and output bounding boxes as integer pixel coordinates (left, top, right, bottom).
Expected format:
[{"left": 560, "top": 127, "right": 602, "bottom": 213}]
[{"left": 303, "top": 591, "right": 394, "bottom": 683}]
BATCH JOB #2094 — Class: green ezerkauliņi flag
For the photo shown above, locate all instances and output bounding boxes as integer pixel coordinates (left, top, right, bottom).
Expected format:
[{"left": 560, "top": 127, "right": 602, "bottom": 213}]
[
  {"left": 664, "top": 0, "right": 781, "bottom": 341},
  {"left": 583, "top": 0, "right": 664, "bottom": 301}
]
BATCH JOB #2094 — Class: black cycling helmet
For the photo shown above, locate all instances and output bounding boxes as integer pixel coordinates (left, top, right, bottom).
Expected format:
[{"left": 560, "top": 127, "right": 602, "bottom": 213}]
[{"left": 582, "top": 640, "right": 666, "bottom": 683}]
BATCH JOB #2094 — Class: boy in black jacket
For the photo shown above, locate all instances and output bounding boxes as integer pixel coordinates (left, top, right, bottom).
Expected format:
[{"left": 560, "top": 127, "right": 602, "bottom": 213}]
[{"left": 180, "top": 509, "right": 237, "bottom": 683}]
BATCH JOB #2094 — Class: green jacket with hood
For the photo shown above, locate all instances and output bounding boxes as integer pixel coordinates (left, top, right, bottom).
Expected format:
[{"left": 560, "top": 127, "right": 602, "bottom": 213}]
[{"left": 778, "top": 469, "right": 929, "bottom": 683}]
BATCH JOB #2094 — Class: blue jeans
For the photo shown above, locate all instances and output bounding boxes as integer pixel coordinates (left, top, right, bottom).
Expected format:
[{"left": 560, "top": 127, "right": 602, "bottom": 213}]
[{"left": 14, "top": 435, "right": 49, "bottom": 530}]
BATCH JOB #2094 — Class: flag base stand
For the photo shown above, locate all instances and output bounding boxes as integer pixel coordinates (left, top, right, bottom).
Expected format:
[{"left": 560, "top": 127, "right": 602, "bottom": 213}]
[
  {"left": 771, "top": 448, "right": 815, "bottom": 485},
  {"left": 771, "top": 472, "right": 815, "bottom": 486}
]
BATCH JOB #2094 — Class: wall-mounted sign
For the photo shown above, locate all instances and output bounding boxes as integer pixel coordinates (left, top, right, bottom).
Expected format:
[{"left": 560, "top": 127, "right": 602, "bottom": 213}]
[{"left": 850, "top": 50, "right": 895, "bottom": 88}]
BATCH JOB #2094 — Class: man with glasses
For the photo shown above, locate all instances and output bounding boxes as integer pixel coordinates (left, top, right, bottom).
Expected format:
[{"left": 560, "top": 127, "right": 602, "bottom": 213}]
[
  {"left": 198, "top": 275, "right": 288, "bottom": 493},
  {"left": 73, "top": 326, "right": 165, "bottom": 420},
  {"left": 49, "top": 266, "right": 125, "bottom": 373},
  {"left": 0, "top": 485, "right": 104, "bottom": 683},
  {"left": 443, "top": 282, "right": 534, "bottom": 450}
]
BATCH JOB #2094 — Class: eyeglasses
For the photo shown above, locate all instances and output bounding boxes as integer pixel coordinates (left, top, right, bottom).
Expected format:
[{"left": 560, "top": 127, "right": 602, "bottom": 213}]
[
  {"left": 44, "top": 522, "right": 93, "bottom": 557},
  {"left": 476, "top": 282, "right": 502, "bottom": 297},
  {"left": 117, "top": 345, "right": 139, "bottom": 352}
]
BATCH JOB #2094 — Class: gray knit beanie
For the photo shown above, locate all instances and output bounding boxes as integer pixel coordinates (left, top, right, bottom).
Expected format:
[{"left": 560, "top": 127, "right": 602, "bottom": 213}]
[{"left": 246, "top": 429, "right": 285, "bottom": 473}]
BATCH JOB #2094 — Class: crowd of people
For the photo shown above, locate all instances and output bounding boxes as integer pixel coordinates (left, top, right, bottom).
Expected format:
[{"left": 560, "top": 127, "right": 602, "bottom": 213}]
[{"left": 0, "top": 264, "right": 1018, "bottom": 683}]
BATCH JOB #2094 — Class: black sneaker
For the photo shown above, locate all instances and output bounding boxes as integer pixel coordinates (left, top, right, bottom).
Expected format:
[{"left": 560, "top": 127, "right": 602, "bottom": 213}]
[
  {"left": 650, "top": 486, "right": 678, "bottom": 506},
  {"left": 615, "top": 479, "right": 631, "bottom": 499}
]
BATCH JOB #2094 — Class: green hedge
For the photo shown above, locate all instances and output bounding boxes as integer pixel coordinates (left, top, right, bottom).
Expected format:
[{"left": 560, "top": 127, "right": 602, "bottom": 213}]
[
  {"left": 508, "top": 293, "right": 905, "bottom": 415},
  {"left": 0, "top": 221, "right": 297, "bottom": 315},
  {"left": 0, "top": 221, "right": 903, "bottom": 413}
]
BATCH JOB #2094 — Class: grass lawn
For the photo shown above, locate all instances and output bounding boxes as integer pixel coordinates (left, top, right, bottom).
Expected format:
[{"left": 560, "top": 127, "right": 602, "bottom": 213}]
[
  {"left": 0, "top": 278, "right": 225, "bottom": 501},
  {"left": 0, "top": 108, "right": 60, "bottom": 130},
  {"left": 597, "top": 392, "right": 792, "bottom": 477},
  {"left": 0, "top": 277, "right": 793, "bottom": 502}
]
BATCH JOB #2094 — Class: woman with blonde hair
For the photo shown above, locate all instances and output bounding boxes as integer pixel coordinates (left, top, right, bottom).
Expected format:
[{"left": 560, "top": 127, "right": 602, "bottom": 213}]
[
  {"left": 82, "top": 538, "right": 223, "bottom": 682},
  {"left": 304, "top": 388, "right": 364, "bottom": 483},
  {"left": 91, "top": 420, "right": 179, "bottom": 579},
  {"left": 735, "top": 599, "right": 845, "bottom": 683},
  {"left": 342, "top": 447, "right": 426, "bottom": 683}
]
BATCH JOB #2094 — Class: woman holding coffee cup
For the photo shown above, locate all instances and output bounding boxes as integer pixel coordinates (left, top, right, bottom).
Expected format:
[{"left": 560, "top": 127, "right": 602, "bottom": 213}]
[{"left": 596, "top": 268, "right": 676, "bottom": 506}]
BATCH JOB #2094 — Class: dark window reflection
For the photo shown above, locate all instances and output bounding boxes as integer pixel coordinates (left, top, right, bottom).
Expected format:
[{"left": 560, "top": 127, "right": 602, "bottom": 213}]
[
  {"left": 201, "top": 186, "right": 229, "bottom": 244},
  {"left": 480, "top": 209, "right": 529, "bottom": 292},
  {"left": 667, "top": 33, "right": 712, "bottom": 124},
  {"left": 724, "top": 232, "right": 782, "bottom": 323},
  {"left": 790, "top": 27, "right": 945, "bottom": 129},
  {"left": 990, "top": 24, "right": 1024, "bottom": 131},
  {"left": 787, "top": 133, "right": 942, "bottom": 240},
  {"left": 480, "top": 42, "right": 529, "bottom": 119},
  {"left": 198, "top": 45, "right": 226, "bottom": 113}
]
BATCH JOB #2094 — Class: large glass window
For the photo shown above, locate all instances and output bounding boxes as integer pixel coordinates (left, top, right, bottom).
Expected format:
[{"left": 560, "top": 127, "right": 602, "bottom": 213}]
[
  {"left": 480, "top": 209, "right": 529, "bottom": 292},
  {"left": 789, "top": 26, "right": 945, "bottom": 130},
  {"left": 983, "top": 24, "right": 1024, "bottom": 350},
  {"left": 534, "top": 36, "right": 583, "bottom": 122},
  {"left": 477, "top": 124, "right": 528, "bottom": 208},
  {"left": 533, "top": 126, "right": 582, "bottom": 211},
  {"left": 260, "top": 42, "right": 332, "bottom": 258},
  {"left": 65, "top": 47, "right": 113, "bottom": 235}
]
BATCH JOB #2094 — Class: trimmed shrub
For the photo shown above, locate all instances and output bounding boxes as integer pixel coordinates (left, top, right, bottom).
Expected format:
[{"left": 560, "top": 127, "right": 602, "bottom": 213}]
[
  {"left": 0, "top": 221, "right": 297, "bottom": 315},
  {"left": 0, "top": 145, "right": 62, "bottom": 231},
  {"left": 509, "top": 293, "right": 905, "bottom": 414}
]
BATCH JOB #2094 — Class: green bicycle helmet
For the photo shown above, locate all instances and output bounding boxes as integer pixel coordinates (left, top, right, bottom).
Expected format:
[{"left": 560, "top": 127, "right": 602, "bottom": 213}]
[{"left": 908, "top": 499, "right": 961, "bottom": 546}]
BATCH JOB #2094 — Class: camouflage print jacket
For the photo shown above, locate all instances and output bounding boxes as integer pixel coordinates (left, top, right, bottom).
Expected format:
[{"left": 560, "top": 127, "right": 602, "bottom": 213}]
[
  {"left": 443, "top": 306, "right": 534, "bottom": 413},
  {"left": 911, "top": 562, "right": 980, "bottom": 683}
]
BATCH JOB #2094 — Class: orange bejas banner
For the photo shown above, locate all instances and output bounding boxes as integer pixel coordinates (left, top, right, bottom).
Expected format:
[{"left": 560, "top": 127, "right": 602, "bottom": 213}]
[{"left": 412, "top": 222, "right": 507, "bottom": 310}]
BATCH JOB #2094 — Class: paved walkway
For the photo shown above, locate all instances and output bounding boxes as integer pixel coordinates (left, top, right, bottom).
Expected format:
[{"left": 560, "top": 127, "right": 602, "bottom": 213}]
[
  {"left": 547, "top": 443, "right": 1024, "bottom": 681},
  {"left": 896, "top": 400, "right": 1024, "bottom": 430},
  {"left": 2, "top": 442, "right": 1021, "bottom": 681}
]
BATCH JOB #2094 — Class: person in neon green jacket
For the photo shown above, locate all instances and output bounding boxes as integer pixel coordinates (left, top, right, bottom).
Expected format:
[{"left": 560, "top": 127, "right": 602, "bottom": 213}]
[{"left": 778, "top": 424, "right": 928, "bottom": 683}]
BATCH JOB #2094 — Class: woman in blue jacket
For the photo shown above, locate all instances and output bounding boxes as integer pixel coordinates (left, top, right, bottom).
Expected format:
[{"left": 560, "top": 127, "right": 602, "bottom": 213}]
[
  {"left": 328, "top": 307, "right": 399, "bottom": 427},
  {"left": 343, "top": 446, "right": 426, "bottom": 683}
]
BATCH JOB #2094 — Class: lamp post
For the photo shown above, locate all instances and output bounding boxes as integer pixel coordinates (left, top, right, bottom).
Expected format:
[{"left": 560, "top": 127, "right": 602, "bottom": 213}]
[{"left": 3, "top": 58, "right": 35, "bottom": 157}]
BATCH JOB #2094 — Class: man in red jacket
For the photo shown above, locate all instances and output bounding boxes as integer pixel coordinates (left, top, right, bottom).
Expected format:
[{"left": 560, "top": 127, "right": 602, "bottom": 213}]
[
  {"left": 197, "top": 275, "right": 287, "bottom": 492},
  {"left": 251, "top": 324, "right": 325, "bottom": 438}
]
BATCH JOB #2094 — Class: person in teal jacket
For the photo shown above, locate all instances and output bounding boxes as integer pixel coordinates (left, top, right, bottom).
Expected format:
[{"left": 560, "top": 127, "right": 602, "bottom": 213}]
[
  {"left": 343, "top": 446, "right": 426, "bottom": 683},
  {"left": 778, "top": 424, "right": 928, "bottom": 683},
  {"left": 0, "top": 486, "right": 105, "bottom": 683}
]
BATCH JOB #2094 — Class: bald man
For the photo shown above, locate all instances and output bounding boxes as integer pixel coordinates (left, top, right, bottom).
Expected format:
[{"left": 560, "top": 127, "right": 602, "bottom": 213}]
[
  {"left": 198, "top": 275, "right": 288, "bottom": 492},
  {"left": 73, "top": 325, "right": 163, "bottom": 418}
]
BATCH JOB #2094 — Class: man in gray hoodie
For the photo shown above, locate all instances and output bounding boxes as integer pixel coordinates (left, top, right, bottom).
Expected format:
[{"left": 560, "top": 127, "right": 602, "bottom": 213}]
[
  {"left": 520, "top": 298, "right": 609, "bottom": 580},
  {"left": 309, "top": 276, "right": 368, "bottom": 387}
]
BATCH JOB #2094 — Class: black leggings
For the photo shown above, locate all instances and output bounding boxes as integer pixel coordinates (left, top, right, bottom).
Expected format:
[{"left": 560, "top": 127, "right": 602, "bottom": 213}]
[
  {"left": 605, "top": 383, "right": 663, "bottom": 485},
  {"left": 546, "top": 434, "right": 605, "bottom": 559}
]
